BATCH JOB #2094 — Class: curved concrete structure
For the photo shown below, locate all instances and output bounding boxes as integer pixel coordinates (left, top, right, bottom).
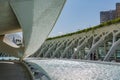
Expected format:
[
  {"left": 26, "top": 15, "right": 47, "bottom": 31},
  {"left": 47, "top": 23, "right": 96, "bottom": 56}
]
[
  {"left": 0, "top": 0, "right": 66, "bottom": 59},
  {"left": 33, "top": 22, "right": 120, "bottom": 61},
  {"left": 0, "top": 1, "right": 20, "bottom": 35}
]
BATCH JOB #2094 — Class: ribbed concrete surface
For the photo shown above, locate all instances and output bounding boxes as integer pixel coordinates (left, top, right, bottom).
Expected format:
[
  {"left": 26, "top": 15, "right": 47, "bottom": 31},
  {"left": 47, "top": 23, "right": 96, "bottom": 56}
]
[{"left": 0, "top": 61, "right": 31, "bottom": 80}]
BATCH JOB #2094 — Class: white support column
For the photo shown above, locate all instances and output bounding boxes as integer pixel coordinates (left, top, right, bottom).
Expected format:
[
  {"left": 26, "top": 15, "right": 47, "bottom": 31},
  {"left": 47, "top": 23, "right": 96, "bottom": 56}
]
[
  {"left": 71, "top": 39, "right": 84, "bottom": 58},
  {"left": 62, "top": 39, "right": 79, "bottom": 58},
  {"left": 85, "top": 32, "right": 112, "bottom": 60},
  {"left": 104, "top": 31, "right": 120, "bottom": 61},
  {"left": 37, "top": 42, "right": 54, "bottom": 57},
  {"left": 46, "top": 42, "right": 59, "bottom": 58},
  {"left": 37, "top": 45, "right": 48, "bottom": 57},
  {"left": 60, "top": 40, "right": 73, "bottom": 58},
  {"left": 44, "top": 42, "right": 58, "bottom": 57},
  {"left": 71, "top": 36, "right": 92, "bottom": 59},
  {"left": 51, "top": 40, "right": 67, "bottom": 58},
  {"left": 103, "top": 39, "right": 120, "bottom": 61},
  {"left": 36, "top": 44, "right": 47, "bottom": 57}
]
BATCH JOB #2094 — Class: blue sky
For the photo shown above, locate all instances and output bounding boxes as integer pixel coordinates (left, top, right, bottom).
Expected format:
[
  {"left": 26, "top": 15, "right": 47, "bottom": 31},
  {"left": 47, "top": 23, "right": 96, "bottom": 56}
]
[{"left": 49, "top": 0, "right": 120, "bottom": 37}]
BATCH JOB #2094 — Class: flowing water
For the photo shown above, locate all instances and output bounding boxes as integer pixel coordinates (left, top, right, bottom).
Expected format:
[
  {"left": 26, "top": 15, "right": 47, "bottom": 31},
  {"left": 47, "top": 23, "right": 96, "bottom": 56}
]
[{"left": 26, "top": 59, "right": 120, "bottom": 80}]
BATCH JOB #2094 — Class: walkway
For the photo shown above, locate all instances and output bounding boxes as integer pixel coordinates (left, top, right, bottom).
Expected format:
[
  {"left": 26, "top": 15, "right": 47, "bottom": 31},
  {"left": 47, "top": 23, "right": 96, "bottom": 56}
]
[{"left": 0, "top": 61, "right": 32, "bottom": 80}]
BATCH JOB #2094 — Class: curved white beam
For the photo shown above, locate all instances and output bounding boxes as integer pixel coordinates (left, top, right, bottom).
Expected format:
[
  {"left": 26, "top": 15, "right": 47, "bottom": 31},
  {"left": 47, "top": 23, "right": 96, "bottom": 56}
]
[
  {"left": 103, "top": 31, "right": 120, "bottom": 61},
  {"left": 103, "top": 39, "right": 120, "bottom": 61},
  {"left": 85, "top": 32, "right": 112, "bottom": 60},
  {"left": 71, "top": 36, "right": 92, "bottom": 59},
  {"left": 9, "top": 0, "right": 66, "bottom": 58},
  {"left": 52, "top": 40, "right": 67, "bottom": 58},
  {"left": 0, "top": 0, "right": 66, "bottom": 59},
  {"left": 44, "top": 42, "right": 58, "bottom": 57},
  {"left": 62, "top": 39, "right": 79, "bottom": 58}
]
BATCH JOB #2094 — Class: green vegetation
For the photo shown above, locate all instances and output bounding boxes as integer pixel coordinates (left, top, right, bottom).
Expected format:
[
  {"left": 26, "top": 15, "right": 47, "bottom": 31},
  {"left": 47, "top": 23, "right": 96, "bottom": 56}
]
[{"left": 46, "top": 18, "right": 120, "bottom": 40}]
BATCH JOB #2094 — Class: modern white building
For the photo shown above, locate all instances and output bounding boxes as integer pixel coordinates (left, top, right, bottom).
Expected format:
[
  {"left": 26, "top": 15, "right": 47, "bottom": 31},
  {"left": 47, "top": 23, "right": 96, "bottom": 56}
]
[{"left": 33, "top": 20, "right": 120, "bottom": 62}]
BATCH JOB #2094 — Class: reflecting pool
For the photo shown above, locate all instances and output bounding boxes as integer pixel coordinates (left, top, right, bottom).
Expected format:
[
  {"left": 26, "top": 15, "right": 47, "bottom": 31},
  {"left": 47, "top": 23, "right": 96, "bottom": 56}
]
[{"left": 26, "top": 59, "right": 120, "bottom": 80}]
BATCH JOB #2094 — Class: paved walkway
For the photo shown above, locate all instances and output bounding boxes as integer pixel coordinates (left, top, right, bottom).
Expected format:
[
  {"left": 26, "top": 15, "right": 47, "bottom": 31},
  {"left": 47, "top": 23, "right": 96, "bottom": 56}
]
[{"left": 0, "top": 61, "right": 32, "bottom": 80}]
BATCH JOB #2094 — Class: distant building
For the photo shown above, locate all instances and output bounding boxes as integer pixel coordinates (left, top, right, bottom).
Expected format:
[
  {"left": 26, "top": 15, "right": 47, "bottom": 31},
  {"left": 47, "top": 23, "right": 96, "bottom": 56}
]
[
  {"left": 12, "top": 36, "right": 22, "bottom": 46},
  {"left": 116, "top": 3, "right": 120, "bottom": 18},
  {"left": 5, "top": 33, "right": 22, "bottom": 46},
  {"left": 100, "top": 3, "right": 120, "bottom": 23},
  {"left": 100, "top": 10, "right": 116, "bottom": 23}
]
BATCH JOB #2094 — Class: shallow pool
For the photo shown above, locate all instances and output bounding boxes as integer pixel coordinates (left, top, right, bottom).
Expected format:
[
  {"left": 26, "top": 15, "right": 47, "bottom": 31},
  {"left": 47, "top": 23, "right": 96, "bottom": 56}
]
[{"left": 27, "top": 59, "right": 120, "bottom": 80}]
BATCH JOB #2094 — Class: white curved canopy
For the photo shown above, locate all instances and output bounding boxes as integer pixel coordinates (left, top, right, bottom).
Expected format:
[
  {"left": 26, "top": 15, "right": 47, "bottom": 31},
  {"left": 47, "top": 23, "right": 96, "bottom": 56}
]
[{"left": 0, "top": 0, "right": 66, "bottom": 59}]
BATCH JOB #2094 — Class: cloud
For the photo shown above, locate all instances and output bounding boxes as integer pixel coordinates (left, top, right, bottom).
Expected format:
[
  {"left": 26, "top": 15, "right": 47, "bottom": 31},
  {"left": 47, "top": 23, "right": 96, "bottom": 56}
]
[{"left": 58, "top": 32, "right": 64, "bottom": 35}]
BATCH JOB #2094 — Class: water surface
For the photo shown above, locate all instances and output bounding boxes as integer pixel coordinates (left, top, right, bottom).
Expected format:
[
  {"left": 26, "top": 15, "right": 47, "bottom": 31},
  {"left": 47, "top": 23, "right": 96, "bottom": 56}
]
[{"left": 27, "top": 59, "right": 120, "bottom": 80}]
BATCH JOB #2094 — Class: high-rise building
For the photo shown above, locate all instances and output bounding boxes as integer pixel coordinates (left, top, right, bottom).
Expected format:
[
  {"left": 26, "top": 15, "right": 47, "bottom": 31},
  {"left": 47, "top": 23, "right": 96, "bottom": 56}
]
[
  {"left": 100, "top": 3, "right": 120, "bottom": 23},
  {"left": 116, "top": 3, "right": 120, "bottom": 18},
  {"left": 100, "top": 10, "right": 116, "bottom": 23}
]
